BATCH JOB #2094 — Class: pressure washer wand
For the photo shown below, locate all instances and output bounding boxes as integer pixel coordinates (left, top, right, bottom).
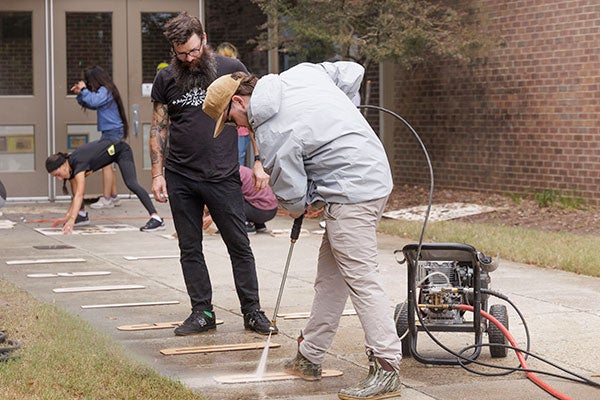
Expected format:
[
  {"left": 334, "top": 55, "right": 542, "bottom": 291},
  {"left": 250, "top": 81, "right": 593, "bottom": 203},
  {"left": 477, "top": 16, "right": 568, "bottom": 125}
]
[{"left": 270, "top": 214, "right": 304, "bottom": 330}]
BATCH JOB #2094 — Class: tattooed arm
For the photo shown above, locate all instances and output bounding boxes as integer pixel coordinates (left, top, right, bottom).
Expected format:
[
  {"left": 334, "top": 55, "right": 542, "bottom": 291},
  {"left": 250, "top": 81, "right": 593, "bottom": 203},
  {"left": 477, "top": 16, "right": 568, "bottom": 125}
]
[{"left": 149, "top": 101, "right": 170, "bottom": 203}]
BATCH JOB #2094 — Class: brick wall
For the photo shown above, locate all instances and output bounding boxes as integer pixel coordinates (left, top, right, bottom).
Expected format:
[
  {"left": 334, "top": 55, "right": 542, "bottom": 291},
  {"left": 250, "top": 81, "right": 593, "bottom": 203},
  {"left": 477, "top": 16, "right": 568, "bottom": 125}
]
[
  {"left": 391, "top": 0, "right": 600, "bottom": 204},
  {"left": 363, "top": 63, "right": 381, "bottom": 135}
]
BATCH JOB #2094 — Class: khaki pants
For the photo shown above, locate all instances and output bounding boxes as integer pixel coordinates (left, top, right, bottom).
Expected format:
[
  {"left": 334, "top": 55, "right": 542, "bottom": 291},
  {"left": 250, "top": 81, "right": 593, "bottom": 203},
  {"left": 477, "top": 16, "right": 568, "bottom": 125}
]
[{"left": 299, "top": 197, "right": 402, "bottom": 370}]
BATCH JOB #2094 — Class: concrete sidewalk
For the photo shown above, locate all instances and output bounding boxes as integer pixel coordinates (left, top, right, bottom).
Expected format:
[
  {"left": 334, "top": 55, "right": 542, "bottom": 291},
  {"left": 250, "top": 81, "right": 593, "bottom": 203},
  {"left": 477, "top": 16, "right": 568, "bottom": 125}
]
[{"left": 1, "top": 199, "right": 599, "bottom": 399}]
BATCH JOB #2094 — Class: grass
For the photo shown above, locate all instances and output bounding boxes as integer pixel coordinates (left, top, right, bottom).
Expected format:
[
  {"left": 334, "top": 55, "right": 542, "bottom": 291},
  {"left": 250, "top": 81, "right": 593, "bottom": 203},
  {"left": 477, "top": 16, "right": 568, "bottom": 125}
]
[
  {"left": 378, "top": 218, "right": 600, "bottom": 278},
  {"left": 0, "top": 279, "right": 203, "bottom": 400},
  {"left": 533, "top": 189, "right": 588, "bottom": 210}
]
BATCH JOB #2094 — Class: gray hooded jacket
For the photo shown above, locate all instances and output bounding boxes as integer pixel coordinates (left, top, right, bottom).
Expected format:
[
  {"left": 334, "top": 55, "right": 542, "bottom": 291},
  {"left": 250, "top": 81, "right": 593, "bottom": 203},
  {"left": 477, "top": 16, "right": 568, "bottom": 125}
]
[{"left": 247, "top": 61, "right": 393, "bottom": 216}]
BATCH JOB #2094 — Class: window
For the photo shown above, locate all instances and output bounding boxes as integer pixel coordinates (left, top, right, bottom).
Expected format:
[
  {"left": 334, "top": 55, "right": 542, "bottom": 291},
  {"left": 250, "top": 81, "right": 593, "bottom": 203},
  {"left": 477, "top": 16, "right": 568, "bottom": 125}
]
[
  {"left": 0, "top": 125, "right": 35, "bottom": 172},
  {"left": 141, "top": 12, "right": 177, "bottom": 83},
  {"left": 66, "top": 12, "right": 112, "bottom": 94},
  {"left": 0, "top": 12, "right": 33, "bottom": 96}
]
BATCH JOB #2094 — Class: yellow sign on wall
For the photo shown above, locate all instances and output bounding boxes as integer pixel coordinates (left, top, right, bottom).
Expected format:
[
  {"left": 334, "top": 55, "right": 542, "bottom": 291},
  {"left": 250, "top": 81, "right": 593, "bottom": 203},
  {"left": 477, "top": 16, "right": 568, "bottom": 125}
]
[{"left": 1, "top": 135, "right": 34, "bottom": 153}]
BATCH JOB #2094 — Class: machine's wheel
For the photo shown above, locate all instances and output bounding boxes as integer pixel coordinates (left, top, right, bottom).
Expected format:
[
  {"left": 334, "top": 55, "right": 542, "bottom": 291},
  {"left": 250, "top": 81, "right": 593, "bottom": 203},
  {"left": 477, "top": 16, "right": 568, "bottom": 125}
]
[
  {"left": 393, "top": 302, "right": 411, "bottom": 358},
  {"left": 488, "top": 304, "right": 509, "bottom": 358}
]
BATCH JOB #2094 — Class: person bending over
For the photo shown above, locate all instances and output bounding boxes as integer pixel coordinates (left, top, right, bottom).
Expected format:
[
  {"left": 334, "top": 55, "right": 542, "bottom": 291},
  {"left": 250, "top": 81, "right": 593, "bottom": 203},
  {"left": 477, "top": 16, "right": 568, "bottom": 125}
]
[
  {"left": 46, "top": 140, "right": 164, "bottom": 234},
  {"left": 204, "top": 61, "right": 402, "bottom": 400}
]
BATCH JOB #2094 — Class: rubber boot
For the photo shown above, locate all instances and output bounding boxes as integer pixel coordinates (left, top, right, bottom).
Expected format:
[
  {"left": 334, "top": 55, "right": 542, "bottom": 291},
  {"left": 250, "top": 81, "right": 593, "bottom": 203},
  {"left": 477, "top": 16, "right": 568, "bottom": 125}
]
[
  {"left": 343, "top": 349, "right": 379, "bottom": 391},
  {"left": 283, "top": 331, "right": 322, "bottom": 381},
  {"left": 338, "top": 353, "right": 401, "bottom": 400}
]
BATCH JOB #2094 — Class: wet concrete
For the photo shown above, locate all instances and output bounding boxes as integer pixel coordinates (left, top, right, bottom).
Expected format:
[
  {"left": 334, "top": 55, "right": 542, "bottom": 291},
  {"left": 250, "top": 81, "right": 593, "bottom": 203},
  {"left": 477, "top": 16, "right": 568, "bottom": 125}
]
[{"left": 1, "top": 199, "right": 599, "bottom": 399}]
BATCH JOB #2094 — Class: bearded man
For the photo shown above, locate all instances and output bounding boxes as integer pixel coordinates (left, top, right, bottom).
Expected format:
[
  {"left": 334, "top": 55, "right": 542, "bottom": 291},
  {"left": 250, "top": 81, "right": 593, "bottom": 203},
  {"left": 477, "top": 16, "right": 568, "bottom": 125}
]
[{"left": 149, "top": 12, "right": 275, "bottom": 336}]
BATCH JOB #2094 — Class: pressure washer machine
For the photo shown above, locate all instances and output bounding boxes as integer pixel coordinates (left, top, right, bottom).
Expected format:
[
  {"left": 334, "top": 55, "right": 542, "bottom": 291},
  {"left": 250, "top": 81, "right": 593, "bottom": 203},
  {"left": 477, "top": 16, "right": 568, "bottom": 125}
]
[{"left": 394, "top": 242, "right": 509, "bottom": 365}]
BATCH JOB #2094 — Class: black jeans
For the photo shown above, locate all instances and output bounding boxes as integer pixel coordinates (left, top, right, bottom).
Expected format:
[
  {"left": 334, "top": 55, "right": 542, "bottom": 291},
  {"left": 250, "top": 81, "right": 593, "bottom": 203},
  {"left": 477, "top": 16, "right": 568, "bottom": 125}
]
[{"left": 165, "top": 169, "right": 260, "bottom": 315}]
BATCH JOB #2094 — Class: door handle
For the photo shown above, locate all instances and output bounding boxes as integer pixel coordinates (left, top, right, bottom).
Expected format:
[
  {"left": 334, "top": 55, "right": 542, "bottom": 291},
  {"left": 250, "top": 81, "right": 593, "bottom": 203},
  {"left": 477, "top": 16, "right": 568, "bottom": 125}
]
[{"left": 132, "top": 104, "right": 140, "bottom": 137}]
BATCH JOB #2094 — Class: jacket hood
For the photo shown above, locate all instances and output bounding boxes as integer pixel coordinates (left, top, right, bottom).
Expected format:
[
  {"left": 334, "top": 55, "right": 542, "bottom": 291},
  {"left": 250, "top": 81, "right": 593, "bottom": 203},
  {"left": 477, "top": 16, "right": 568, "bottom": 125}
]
[{"left": 248, "top": 74, "right": 282, "bottom": 131}]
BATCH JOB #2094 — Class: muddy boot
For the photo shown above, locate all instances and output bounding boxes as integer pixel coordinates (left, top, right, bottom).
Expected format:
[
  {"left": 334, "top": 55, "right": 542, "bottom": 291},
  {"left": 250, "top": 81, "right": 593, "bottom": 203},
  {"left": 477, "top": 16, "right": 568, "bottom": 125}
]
[
  {"left": 283, "top": 351, "right": 322, "bottom": 381},
  {"left": 338, "top": 356, "right": 401, "bottom": 400},
  {"left": 343, "top": 350, "right": 379, "bottom": 392},
  {"left": 283, "top": 332, "right": 322, "bottom": 381}
]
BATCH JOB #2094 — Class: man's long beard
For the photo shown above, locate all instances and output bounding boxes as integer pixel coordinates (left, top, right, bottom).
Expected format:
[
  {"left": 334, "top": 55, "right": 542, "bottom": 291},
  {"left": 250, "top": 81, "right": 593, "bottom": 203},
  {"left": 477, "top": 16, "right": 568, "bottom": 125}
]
[{"left": 172, "top": 49, "right": 217, "bottom": 92}]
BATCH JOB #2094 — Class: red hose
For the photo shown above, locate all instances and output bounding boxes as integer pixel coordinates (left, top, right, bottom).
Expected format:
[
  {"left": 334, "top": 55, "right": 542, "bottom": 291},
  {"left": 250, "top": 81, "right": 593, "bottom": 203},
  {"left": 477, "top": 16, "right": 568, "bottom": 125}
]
[{"left": 458, "top": 304, "right": 572, "bottom": 400}]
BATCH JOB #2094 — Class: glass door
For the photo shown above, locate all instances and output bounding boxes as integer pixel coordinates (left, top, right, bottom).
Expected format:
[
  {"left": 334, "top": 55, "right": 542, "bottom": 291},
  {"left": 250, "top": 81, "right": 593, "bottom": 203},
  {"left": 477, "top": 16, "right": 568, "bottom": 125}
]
[
  {"left": 53, "top": 0, "right": 128, "bottom": 197},
  {"left": 125, "top": 1, "right": 199, "bottom": 185},
  {"left": 0, "top": 1, "right": 48, "bottom": 198},
  {"left": 53, "top": 0, "right": 198, "bottom": 198}
]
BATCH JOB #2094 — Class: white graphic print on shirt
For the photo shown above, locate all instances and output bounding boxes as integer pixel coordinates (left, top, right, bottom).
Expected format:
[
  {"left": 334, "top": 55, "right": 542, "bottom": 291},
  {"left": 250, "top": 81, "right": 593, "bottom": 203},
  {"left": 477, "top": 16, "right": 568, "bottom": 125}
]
[{"left": 172, "top": 87, "right": 206, "bottom": 107}]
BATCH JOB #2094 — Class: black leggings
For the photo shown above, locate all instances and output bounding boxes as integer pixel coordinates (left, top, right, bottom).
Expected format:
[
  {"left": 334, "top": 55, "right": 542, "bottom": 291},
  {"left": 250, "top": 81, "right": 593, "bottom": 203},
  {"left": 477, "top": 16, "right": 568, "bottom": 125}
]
[{"left": 113, "top": 142, "right": 157, "bottom": 215}]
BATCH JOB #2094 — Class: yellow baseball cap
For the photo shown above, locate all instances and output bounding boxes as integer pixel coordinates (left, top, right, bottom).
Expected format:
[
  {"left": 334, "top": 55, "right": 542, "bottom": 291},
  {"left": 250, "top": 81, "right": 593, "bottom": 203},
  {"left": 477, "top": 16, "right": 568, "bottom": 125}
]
[{"left": 203, "top": 74, "right": 242, "bottom": 138}]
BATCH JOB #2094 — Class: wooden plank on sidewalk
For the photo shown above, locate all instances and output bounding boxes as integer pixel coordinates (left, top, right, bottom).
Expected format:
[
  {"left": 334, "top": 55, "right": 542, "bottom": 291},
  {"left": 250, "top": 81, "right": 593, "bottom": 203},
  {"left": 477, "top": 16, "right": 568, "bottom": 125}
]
[
  {"left": 6, "top": 258, "right": 86, "bottom": 265},
  {"left": 117, "top": 319, "right": 224, "bottom": 331},
  {"left": 27, "top": 271, "right": 111, "bottom": 278},
  {"left": 53, "top": 284, "right": 145, "bottom": 293},
  {"left": 214, "top": 369, "right": 343, "bottom": 384},
  {"left": 160, "top": 341, "right": 281, "bottom": 356},
  {"left": 81, "top": 300, "right": 180, "bottom": 309},
  {"left": 277, "top": 309, "right": 356, "bottom": 320}
]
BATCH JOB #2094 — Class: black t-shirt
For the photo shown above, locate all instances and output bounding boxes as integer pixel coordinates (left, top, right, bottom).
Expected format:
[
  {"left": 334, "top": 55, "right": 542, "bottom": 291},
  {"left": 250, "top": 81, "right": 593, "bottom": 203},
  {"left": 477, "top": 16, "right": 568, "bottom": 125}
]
[
  {"left": 151, "top": 55, "right": 248, "bottom": 182},
  {"left": 68, "top": 140, "right": 122, "bottom": 179}
]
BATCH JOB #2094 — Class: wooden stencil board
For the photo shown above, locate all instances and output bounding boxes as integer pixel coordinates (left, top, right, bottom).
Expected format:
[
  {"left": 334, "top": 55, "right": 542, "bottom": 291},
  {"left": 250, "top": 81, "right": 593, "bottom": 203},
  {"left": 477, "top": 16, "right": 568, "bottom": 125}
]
[
  {"left": 278, "top": 309, "right": 356, "bottom": 320},
  {"left": 161, "top": 342, "right": 280, "bottom": 356},
  {"left": 117, "top": 320, "right": 224, "bottom": 331},
  {"left": 214, "top": 369, "right": 343, "bottom": 384}
]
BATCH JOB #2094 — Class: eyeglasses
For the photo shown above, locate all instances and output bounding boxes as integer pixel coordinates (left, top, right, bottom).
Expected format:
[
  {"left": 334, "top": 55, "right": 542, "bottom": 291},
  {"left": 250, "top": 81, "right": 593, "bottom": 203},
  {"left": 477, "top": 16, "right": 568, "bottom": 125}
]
[
  {"left": 224, "top": 99, "right": 236, "bottom": 127},
  {"left": 173, "top": 45, "right": 203, "bottom": 61}
]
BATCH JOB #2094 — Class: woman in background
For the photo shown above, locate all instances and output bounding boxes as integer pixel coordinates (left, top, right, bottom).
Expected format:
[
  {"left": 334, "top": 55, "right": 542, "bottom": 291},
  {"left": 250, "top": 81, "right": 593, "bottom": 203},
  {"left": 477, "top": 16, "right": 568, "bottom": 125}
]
[
  {"left": 216, "top": 42, "right": 251, "bottom": 166},
  {"left": 71, "top": 66, "right": 128, "bottom": 209}
]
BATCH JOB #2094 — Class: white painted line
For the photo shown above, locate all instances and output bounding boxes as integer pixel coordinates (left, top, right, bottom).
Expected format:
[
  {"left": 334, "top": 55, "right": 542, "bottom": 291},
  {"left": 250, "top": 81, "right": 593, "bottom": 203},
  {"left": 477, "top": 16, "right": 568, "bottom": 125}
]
[
  {"left": 0, "top": 220, "right": 16, "bottom": 229},
  {"left": 97, "top": 224, "right": 137, "bottom": 232},
  {"left": 81, "top": 300, "right": 180, "bottom": 309},
  {"left": 27, "top": 271, "right": 111, "bottom": 278},
  {"left": 6, "top": 258, "right": 86, "bottom": 265},
  {"left": 269, "top": 228, "right": 310, "bottom": 237},
  {"left": 53, "top": 284, "right": 145, "bottom": 293},
  {"left": 123, "top": 255, "right": 179, "bottom": 261}
]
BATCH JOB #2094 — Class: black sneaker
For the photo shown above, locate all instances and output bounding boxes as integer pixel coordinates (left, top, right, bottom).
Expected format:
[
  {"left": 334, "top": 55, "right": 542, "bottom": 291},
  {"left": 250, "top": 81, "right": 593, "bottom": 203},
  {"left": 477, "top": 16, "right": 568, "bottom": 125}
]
[
  {"left": 245, "top": 221, "right": 256, "bottom": 234},
  {"left": 140, "top": 217, "right": 165, "bottom": 232},
  {"left": 74, "top": 212, "right": 89, "bottom": 226},
  {"left": 174, "top": 310, "right": 217, "bottom": 336},
  {"left": 255, "top": 223, "right": 267, "bottom": 233},
  {"left": 244, "top": 309, "right": 278, "bottom": 335}
]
